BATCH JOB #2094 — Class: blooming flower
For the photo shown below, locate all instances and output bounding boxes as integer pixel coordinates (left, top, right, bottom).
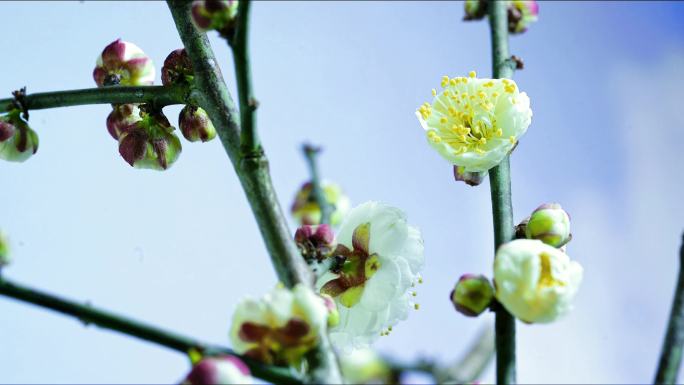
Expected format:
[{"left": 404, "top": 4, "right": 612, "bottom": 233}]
[
  {"left": 229, "top": 284, "right": 329, "bottom": 366},
  {"left": 191, "top": 0, "right": 239, "bottom": 34},
  {"left": 0, "top": 111, "right": 39, "bottom": 163},
  {"left": 93, "top": 39, "right": 155, "bottom": 87},
  {"left": 182, "top": 356, "right": 252, "bottom": 385},
  {"left": 118, "top": 111, "right": 182, "bottom": 170},
  {"left": 316, "top": 201, "right": 424, "bottom": 349},
  {"left": 291, "top": 181, "right": 351, "bottom": 226},
  {"left": 494, "top": 239, "right": 583, "bottom": 323},
  {"left": 450, "top": 274, "right": 494, "bottom": 317},
  {"left": 525, "top": 203, "right": 572, "bottom": 248},
  {"left": 508, "top": 1, "right": 539, "bottom": 34},
  {"left": 416, "top": 71, "right": 532, "bottom": 173}
]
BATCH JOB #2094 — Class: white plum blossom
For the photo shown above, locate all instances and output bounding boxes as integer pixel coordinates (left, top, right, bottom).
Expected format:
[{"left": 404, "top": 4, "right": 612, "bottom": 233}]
[
  {"left": 416, "top": 71, "right": 532, "bottom": 173},
  {"left": 229, "top": 284, "right": 329, "bottom": 366},
  {"left": 494, "top": 239, "right": 583, "bottom": 324},
  {"left": 316, "top": 201, "right": 424, "bottom": 349}
]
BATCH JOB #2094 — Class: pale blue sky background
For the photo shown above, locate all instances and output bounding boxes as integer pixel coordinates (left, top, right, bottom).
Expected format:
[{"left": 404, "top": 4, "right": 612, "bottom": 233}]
[{"left": 1, "top": 1, "right": 684, "bottom": 384}]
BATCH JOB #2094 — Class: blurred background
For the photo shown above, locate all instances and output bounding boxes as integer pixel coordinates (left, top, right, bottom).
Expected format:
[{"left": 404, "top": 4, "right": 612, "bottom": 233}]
[{"left": 1, "top": 1, "right": 684, "bottom": 383}]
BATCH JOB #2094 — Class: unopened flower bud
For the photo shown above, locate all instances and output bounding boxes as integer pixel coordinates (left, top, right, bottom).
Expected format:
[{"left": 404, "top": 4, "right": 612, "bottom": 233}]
[
  {"left": 0, "top": 231, "right": 10, "bottom": 268},
  {"left": 340, "top": 348, "right": 392, "bottom": 385},
  {"left": 525, "top": 203, "right": 571, "bottom": 248},
  {"left": 295, "top": 224, "right": 335, "bottom": 264},
  {"left": 93, "top": 39, "right": 155, "bottom": 87},
  {"left": 118, "top": 112, "right": 182, "bottom": 170},
  {"left": 508, "top": 1, "right": 539, "bottom": 34},
  {"left": 191, "top": 0, "right": 239, "bottom": 35},
  {"left": 179, "top": 105, "right": 217, "bottom": 142},
  {"left": 454, "top": 165, "right": 487, "bottom": 186},
  {"left": 464, "top": 0, "right": 487, "bottom": 21},
  {"left": 182, "top": 356, "right": 252, "bottom": 385},
  {"left": 450, "top": 274, "right": 494, "bottom": 317},
  {"left": 320, "top": 293, "right": 340, "bottom": 327},
  {"left": 162, "top": 49, "right": 194, "bottom": 86},
  {"left": 106, "top": 104, "right": 142, "bottom": 140},
  {"left": 0, "top": 112, "right": 39, "bottom": 163},
  {"left": 291, "top": 181, "right": 351, "bottom": 226}
]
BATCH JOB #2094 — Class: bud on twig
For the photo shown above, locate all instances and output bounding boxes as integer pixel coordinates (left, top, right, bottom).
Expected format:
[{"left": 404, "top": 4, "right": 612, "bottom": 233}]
[
  {"left": 508, "top": 1, "right": 539, "bottom": 34},
  {"left": 294, "top": 224, "right": 335, "bottom": 264},
  {"left": 162, "top": 49, "right": 194, "bottom": 86},
  {"left": 525, "top": 203, "right": 571, "bottom": 248},
  {"left": 182, "top": 356, "right": 252, "bottom": 385},
  {"left": 0, "top": 111, "right": 39, "bottom": 163},
  {"left": 106, "top": 104, "right": 142, "bottom": 140},
  {"left": 0, "top": 231, "right": 10, "bottom": 268},
  {"left": 93, "top": 39, "right": 155, "bottom": 87},
  {"left": 179, "top": 105, "right": 217, "bottom": 142},
  {"left": 450, "top": 274, "right": 495, "bottom": 317},
  {"left": 463, "top": 0, "right": 487, "bottom": 21},
  {"left": 191, "top": 0, "right": 239, "bottom": 36},
  {"left": 118, "top": 111, "right": 182, "bottom": 170}
]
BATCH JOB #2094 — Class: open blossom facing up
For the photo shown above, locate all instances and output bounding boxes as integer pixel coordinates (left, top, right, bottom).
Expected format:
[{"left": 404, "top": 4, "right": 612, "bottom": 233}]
[
  {"left": 417, "top": 71, "right": 532, "bottom": 173},
  {"left": 182, "top": 356, "right": 252, "bottom": 385},
  {"left": 229, "top": 284, "right": 328, "bottom": 366},
  {"left": 494, "top": 239, "right": 583, "bottom": 324},
  {"left": 291, "top": 181, "right": 351, "bottom": 226},
  {"left": 0, "top": 111, "right": 39, "bottom": 163},
  {"left": 93, "top": 39, "right": 155, "bottom": 87},
  {"left": 316, "top": 201, "right": 424, "bottom": 349}
]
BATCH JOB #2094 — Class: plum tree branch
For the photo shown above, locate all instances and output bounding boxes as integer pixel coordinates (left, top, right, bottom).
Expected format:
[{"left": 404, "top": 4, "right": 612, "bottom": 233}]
[
  {"left": 0, "top": 85, "right": 190, "bottom": 113},
  {"left": 165, "top": 1, "right": 342, "bottom": 382},
  {"left": 0, "top": 276, "right": 302, "bottom": 384}
]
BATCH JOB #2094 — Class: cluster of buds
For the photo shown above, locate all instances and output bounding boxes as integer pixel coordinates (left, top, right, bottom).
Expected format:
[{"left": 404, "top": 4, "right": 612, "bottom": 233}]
[
  {"left": 93, "top": 39, "right": 155, "bottom": 87},
  {"left": 229, "top": 284, "right": 331, "bottom": 366},
  {"left": 0, "top": 110, "right": 39, "bottom": 163},
  {"left": 450, "top": 274, "right": 494, "bottom": 317},
  {"left": 93, "top": 41, "right": 220, "bottom": 170},
  {"left": 291, "top": 181, "right": 351, "bottom": 226},
  {"left": 463, "top": 0, "right": 539, "bottom": 34},
  {"left": 191, "top": 0, "right": 240, "bottom": 36},
  {"left": 0, "top": 231, "right": 10, "bottom": 268},
  {"left": 182, "top": 356, "right": 252, "bottom": 385}
]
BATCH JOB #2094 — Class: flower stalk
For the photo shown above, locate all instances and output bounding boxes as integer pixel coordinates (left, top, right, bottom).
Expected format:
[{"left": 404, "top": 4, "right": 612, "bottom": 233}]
[
  {"left": 655, "top": 233, "right": 684, "bottom": 384},
  {"left": 488, "top": 1, "right": 518, "bottom": 383},
  {"left": 0, "top": 276, "right": 302, "bottom": 384}
]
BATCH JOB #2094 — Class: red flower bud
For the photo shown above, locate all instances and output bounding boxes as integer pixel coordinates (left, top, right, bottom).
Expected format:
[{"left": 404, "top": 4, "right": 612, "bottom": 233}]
[{"left": 178, "top": 105, "right": 217, "bottom": 142}]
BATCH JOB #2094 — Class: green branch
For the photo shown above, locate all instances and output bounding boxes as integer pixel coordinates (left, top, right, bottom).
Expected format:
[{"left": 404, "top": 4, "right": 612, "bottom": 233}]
[
  {"left": 0, "top": 85, "right": 190, "bottom": 113},
  {"left": 488, "top": 1, "right": 517, "bottom": 384},
  {"left": 230, "top": 0, "right": 259, "bottom": 156},
  {"left": 655, "top": 234, "right": 684, "bottom": 384},
  {"left": 302, "top": 144, "right": 332, "bottom": 225},
  {"left": 165, "top": 2, "right": 342, "bottom": 383},
  {"left": 0, "top": 276, "right": 302, "bottom": 384}
]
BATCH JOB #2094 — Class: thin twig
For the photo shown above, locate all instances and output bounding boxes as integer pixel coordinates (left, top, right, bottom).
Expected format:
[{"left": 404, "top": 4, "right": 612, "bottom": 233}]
[
  {"left": 165, "top": 2, "right": 342, "bottom": 382},
  {"left": 0, "top": 276, "right": 302, "bottom": 384},
  {"left": 487, "top": 1, "right": 518, "bottom": 384},
  {"left": 0, "top": 85, "right": 190, "bottom": 113},
  {"left": 655, "top": 233, "right": 684, "bottom": 384},
  {"left": 302, "top": 144, "right": 332, "bottom": 225}
]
